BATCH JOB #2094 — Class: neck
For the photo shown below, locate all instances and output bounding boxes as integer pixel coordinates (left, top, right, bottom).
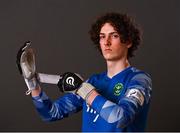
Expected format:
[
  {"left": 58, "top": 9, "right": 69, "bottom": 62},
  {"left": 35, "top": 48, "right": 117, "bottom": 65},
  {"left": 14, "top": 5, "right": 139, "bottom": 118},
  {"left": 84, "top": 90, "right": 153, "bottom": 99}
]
[{"left": 106, "top": 58, "right": 130, "bottom": 78}]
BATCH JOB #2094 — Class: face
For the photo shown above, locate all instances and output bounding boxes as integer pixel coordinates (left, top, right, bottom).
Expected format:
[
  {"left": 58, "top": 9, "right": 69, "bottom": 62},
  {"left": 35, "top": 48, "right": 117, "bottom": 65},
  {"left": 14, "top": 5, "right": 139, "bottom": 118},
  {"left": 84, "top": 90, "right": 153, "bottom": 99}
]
[{"left": 99, "top": 23, "right": 131, "bottom": 61}]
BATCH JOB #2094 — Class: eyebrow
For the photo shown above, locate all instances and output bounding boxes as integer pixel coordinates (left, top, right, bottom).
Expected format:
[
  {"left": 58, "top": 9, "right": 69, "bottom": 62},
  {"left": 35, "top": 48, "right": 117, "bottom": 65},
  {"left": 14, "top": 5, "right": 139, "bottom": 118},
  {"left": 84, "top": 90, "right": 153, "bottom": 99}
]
[{"left": 99, "top": 32, "right": 119, "bottom": 35}]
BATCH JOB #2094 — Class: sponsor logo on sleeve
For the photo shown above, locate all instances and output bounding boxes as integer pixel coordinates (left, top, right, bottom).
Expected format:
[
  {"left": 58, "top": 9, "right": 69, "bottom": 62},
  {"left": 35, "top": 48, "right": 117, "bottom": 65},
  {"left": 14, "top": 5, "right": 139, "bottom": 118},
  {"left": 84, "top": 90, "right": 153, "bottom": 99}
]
[{"left": 126, "top": 89, "right": 144, "bottom": 106}]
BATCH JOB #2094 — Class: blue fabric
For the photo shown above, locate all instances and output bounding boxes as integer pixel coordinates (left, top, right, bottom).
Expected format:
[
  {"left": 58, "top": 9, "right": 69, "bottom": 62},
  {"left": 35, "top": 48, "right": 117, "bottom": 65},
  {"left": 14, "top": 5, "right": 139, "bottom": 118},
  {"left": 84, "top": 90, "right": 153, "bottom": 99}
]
[
  {"left": 32, "top": 92, "right": 83, "bottom": 121},
  {"left": 32, "top": 66, "right": 152, "bottom": 132},
  {"left": 82, "top": 66, "right": 152, "bottom": 132}
]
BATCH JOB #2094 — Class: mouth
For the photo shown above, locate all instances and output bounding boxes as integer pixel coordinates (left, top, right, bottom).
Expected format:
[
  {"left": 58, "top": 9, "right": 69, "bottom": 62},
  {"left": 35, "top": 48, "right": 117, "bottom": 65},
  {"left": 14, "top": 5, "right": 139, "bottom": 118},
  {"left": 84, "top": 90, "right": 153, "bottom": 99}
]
[{"left": 104, "top": 48, "right": 112, "bottom": 52}]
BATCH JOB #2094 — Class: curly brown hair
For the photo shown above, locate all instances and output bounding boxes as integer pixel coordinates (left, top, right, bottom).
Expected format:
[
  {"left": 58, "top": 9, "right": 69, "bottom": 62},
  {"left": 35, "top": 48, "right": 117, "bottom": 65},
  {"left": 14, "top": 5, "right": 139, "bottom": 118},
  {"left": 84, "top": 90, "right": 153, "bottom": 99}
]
[{"left": 89, "top": 12, "right": 142, "bottom": 58}]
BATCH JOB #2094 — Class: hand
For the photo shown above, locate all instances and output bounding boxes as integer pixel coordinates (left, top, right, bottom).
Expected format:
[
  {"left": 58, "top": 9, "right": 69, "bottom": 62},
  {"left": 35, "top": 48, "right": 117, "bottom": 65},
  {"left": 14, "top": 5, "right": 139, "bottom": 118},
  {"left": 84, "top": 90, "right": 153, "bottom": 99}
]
[
  {"left": 57, "top": 72, "right": 83, "bottom": 93},
  {"left": 57, "top": 72, "right": 95, "bottom": 101},
  {"left": 16, "top": 41, "right": 39, "bottom": 95}
]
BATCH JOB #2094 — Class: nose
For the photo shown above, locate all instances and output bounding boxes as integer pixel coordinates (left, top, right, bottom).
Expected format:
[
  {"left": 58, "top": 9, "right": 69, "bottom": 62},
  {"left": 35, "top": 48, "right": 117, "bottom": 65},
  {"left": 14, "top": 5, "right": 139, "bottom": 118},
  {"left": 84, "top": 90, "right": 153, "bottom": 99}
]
[{"left": 104, "top": 36, "right": 111, "bottom": 46}]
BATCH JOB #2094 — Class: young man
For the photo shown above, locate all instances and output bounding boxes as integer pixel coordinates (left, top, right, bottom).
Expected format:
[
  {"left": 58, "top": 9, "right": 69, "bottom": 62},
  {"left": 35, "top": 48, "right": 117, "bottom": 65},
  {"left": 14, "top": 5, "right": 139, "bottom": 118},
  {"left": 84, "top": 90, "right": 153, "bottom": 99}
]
[{"left": 17, "top": 12, "right": 152, "bottom": 132}]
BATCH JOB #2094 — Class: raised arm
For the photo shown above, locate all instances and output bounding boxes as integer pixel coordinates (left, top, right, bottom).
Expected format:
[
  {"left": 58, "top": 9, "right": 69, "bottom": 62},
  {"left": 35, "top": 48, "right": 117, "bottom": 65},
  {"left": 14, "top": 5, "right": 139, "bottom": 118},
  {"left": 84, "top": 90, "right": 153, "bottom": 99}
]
[{"left": 16, "top": 42, "right": 83, "bottom": 121}]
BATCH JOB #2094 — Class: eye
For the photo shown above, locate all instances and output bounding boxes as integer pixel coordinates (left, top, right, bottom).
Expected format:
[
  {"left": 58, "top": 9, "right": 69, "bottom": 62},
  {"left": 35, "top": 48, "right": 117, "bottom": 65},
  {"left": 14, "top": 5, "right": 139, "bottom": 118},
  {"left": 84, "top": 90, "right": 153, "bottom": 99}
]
[
  {"left": 112, "top": 34, "right": 119, "bottom": 38},
  {"left": 99, "top": 35, "right": 105, "bottom": 39}
]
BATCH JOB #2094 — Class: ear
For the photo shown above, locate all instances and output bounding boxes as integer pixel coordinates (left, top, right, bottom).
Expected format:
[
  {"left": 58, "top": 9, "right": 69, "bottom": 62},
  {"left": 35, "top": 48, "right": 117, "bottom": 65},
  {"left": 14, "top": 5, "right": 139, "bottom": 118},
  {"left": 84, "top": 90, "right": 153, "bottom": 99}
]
[
  {"left": 126, "top": 41, "right": 132, "bottom": 48},
  {"left": 127, "top": 43, "right": 132, "bottom": 48}
]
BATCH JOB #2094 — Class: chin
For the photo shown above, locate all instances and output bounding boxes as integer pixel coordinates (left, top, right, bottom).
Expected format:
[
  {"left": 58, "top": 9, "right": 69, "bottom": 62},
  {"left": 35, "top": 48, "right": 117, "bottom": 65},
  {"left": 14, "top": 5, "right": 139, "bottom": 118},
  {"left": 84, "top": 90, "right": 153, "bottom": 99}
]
[
  {"left": 104, "top": 55, "right": 122, "bottom": 61},
  {"left": 104, "top": 57, "right": 116, "bottom": 61}
]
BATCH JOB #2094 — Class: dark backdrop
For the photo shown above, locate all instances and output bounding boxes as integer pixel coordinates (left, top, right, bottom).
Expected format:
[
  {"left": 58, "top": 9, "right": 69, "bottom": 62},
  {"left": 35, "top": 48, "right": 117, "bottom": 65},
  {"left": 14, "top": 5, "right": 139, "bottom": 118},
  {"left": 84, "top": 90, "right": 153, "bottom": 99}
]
[{"left": 0, "top": 0, "right": 179, "bottom": 131}]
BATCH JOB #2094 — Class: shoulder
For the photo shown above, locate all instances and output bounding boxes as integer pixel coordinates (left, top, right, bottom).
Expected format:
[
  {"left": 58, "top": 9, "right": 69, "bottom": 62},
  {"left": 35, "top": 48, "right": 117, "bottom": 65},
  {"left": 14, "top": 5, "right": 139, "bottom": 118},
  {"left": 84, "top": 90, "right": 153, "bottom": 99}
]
[
  {"left": 129, "top": 67, "right": 151, "bottom": 80},
  {"left": 128, "top": 67, "right": 152, "bottom": 90}
]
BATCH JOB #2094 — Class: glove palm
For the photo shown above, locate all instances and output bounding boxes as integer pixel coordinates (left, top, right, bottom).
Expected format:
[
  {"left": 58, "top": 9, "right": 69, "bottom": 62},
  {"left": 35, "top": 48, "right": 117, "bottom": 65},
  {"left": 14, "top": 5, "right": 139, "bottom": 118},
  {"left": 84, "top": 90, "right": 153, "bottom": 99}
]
[{"left": 16, "top": 41, "right": 39, "bottom": 95}]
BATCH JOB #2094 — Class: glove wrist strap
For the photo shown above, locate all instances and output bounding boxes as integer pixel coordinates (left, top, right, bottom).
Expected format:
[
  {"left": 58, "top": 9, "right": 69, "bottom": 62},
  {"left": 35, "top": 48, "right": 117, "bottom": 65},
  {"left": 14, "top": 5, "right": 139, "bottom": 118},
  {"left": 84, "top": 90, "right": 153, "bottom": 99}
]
[
  {"left": 76, "top": 82, "right": 94, "bottom": 100},
  {"left": 24, "top": 77, "right": 39, "bottom": 95}
]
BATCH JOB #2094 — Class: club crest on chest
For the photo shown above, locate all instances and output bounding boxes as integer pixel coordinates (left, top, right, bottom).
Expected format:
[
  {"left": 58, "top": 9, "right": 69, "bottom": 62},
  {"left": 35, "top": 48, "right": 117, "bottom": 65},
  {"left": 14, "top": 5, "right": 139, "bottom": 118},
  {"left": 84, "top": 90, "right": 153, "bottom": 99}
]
[{"left": 113, "top": 83, "right": 124, "bottom": 96}]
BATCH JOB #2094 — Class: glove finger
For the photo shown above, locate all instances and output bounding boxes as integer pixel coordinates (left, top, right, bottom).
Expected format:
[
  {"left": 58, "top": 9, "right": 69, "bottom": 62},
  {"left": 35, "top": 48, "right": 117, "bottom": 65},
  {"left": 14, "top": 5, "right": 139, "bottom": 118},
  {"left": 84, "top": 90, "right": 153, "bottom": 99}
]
[
  {"left": 20, "top": 47, "right": 36, "bottom": 79},
  {"left": 16, "top": 41, "right": 31, "bottom": 75}
]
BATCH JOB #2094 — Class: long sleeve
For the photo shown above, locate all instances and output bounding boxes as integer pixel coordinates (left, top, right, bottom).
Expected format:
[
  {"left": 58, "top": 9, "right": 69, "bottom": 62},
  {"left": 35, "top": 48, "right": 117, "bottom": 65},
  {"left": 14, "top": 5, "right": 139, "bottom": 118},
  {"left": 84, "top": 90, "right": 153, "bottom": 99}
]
[
  {"left": 32, "top": 91, "right": 83, "bottom": 122},
  {"left": 90, "top": 72, "right": 152, "bottom": 128}
]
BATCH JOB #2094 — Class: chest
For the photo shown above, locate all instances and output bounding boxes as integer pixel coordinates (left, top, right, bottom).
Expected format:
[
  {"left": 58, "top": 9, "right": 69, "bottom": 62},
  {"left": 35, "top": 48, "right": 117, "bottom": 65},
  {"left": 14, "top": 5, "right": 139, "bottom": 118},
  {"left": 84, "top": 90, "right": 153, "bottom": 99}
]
[{"left": 91, "top": 75, "right": 131, "bottom": 104}]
